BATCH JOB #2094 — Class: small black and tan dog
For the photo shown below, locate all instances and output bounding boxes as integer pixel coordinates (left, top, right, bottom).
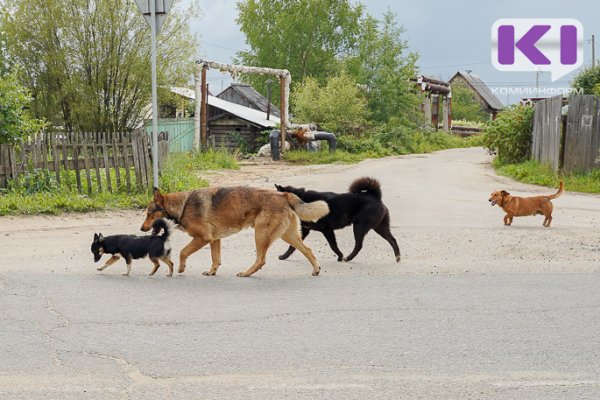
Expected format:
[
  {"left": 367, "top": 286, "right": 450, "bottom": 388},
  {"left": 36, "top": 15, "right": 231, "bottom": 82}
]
[
  {"left": 275, "top": 177, "right": 400, "bottom": 262},
  {"left": 91, "top": 218, "right": 174, "bottom": 276}
]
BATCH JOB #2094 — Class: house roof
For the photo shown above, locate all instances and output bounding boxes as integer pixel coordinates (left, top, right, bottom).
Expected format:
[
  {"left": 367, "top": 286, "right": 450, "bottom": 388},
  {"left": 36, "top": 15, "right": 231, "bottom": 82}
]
[
  {"left": 217, "top": 83, "right": 280, "bottom": 115},
  {"left": 169, "top": 87, "right": 279, "bottom": 129},
  {"left": 170, "top": 86, "right": 196, "bottom": 99},
  {"left": 208, "top": 95, "right": 279, "bottom": 129},
  {"left": 450, "top": 71, "right": 504, "bottom": 111}
]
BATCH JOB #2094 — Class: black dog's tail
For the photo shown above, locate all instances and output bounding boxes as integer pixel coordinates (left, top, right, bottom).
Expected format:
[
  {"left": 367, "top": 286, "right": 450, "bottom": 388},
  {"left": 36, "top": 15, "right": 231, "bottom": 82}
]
[
  {"left": 151, "top": 218, "right": 170, "bottom": 240},
  {"left": 349, "top": 177, "right": 382, "bottom": 200}
]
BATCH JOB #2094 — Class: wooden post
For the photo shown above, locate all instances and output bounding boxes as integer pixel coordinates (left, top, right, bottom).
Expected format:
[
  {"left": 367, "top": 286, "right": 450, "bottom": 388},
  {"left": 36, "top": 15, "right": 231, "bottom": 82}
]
[
  {"left": 201, "top": 64, "right": 208, "bottom": 151},
  {"left": 447, "top": 96, "right": 453, "bottom": 130},
  {"left": 442, "top": 96, "right": 449, "bottom": 132},
  {"left": 102, "top": 134, "right": 113, "bottom": 193},
  {"left": 82, "top": 137, "right": 92, "bottom": 195},
  {"left": 92, "top": 142, "right": 102, "bottom": 192},
  {"left": 122, "top": 142, "right": 132, "bottom": 193},
  {"left": 279, "top": 76, "right": 287, "bottom": 153},
  {"left": 431, "top": 95, "right": 440, "bottom": 130},
  {"left": 423, "top": 96, "right": 432, "bottom": 126},
  {"left": 73, "top": 134, "right": 82, "bottom": 194}
]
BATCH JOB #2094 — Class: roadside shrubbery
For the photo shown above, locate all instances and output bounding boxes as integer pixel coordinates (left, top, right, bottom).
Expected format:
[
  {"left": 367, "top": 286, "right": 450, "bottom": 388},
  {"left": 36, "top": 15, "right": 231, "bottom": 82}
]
[{"left": 482, "top": 105, "right": 533, "bottom": 165}]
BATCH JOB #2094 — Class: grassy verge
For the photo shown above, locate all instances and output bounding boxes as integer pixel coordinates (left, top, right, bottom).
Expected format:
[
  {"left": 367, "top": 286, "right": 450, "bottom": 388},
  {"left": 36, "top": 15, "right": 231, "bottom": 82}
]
[
  {"left": 0, "top": 149, "right": 239, "bottom": 215},
  {"left": 284, "top": 131, "right": 484, "bottom": 165},
  {"left": 494, "top": 159, "right": 600, "bottom": 194}
]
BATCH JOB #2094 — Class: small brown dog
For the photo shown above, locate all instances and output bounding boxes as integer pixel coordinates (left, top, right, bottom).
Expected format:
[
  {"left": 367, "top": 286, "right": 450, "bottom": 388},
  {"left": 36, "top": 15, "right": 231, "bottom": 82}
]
[{"left": 488, "top": 181, "right": 564, "bottom": 227}]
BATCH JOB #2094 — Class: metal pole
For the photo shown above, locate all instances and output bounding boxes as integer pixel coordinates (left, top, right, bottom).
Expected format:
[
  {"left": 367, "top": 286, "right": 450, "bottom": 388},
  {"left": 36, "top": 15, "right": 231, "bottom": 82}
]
[
  {"left": 193, "top": 65, "right": 200, "bottom": 150},
  {"left": 592, "top": 34, "right": 596, "bottom": 68},
  {"left": 201, "top": 65, "right": 208, "bottom": 150},
  {"left": 150, "top": 0, "right": 159, "bottom": 188}
]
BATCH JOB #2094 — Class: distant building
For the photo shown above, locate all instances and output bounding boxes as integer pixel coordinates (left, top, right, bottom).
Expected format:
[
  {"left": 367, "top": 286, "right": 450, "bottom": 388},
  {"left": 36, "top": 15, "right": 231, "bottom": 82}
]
[
  {"left": 449, "top": 71, "right": 504, "bottom": 119},
  {"left": 217, "top": 83, "right": 280, "bottom": 118},
  {"left": 164, "top": 85, "right": 278, "bottom": 152}
]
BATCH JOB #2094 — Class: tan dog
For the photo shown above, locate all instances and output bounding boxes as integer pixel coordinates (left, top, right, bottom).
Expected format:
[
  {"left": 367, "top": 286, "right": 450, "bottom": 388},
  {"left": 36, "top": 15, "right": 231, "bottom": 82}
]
[
  {"left": 488, "top": 181, "right": 564, "bottom": 227},
  {"left": 140, "top": 187, "right": 329, "bottom": 277}
]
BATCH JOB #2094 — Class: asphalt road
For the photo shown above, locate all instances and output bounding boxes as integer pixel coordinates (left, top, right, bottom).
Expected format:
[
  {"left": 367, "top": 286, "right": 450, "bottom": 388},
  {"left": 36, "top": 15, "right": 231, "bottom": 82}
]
[{"left": 1, "top": 147, "right": 600, "bottom": 399}]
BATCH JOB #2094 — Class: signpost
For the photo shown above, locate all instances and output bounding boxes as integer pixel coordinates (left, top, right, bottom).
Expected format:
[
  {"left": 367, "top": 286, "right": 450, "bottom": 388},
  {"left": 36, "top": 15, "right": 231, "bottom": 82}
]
[{"left": 134, "top": 0, "right": 173, "bottom": 188}]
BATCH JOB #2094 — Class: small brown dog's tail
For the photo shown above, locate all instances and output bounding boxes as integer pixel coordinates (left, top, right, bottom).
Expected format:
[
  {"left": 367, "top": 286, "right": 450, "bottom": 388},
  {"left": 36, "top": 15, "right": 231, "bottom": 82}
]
[
  {"left": 284, "top": 193, "right": 329, "bottom": 222},
  {"left": 548, "top": 180, "right": 564, "bottom": 199}
]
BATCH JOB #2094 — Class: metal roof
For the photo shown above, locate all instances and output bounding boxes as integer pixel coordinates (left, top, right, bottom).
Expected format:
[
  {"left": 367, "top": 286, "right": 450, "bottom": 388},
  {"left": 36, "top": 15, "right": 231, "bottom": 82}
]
[
  {"left": 450, "top": 71, "right": 504, "bottom": 111},
  {"left": 169, "top": 87, "right": 279, "bottom": 128},
  {"left": 208, "top": 95, "right": 280, "bottom": 128}
]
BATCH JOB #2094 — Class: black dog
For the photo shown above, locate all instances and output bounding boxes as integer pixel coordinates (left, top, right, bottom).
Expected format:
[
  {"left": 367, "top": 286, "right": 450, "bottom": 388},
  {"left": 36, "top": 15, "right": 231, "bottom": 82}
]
[
  {"left": 91, "top": 218, "right": 174, "bottom": 276},
  {"left": 275, "top": 177, "right": 400, "bottom": 262}
]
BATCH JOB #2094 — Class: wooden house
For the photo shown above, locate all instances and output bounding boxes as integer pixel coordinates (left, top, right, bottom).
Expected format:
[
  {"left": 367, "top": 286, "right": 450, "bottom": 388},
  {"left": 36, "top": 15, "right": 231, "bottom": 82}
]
[
  {"left": 449, "top": 71, "right": 504, "bottom": 119},
  {"left": 160, "top": 86, "right": 279, "bottom": 152},
  {"left": 207, "top": 95, "right": 279, "bottom": 152},
  {"left": 217, "top": 83, "right": 280, "bottom": 118}
]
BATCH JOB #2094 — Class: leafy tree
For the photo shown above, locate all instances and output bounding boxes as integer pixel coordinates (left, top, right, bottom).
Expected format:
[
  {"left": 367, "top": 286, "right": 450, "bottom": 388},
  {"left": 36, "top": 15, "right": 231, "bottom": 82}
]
[
  {"left": 571, "top": 65, "right": 600, "bottom": 95},
  {"left": 235, "top": 0, "right": 364, "bottom": 94},
  {"left": 1, "top": 0, "right": 198, "bottom": 132},
  {"left": 291, "top": 72, "right": 368, "bottom": 134},
  {"left": 0, "top": 72, "right": 46, "bottom": 144},
  {"left": 0, "top": 28, "right": 10, "bottom": 76},
  {"left": 482, "top": 105, "right": 533, "bottom": 165},
  {"left": 450, "top": 84, "right": 489, "bottom": 122},
  {"left": 343, "top": 11, "right": 421, "bottom": 125}
]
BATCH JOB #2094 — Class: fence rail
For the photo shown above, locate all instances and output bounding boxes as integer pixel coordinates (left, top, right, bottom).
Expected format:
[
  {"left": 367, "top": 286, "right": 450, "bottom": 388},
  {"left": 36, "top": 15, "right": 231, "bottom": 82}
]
[{"left": 0, "top": 131, "right": 157, "bottom": 194}]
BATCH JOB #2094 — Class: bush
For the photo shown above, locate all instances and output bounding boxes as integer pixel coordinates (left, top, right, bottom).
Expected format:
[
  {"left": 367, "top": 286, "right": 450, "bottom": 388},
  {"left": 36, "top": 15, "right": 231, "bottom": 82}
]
[
  {"left": 482, "top": 105, "right": 533, "bottom": 165},
  {"left": 0, "top": 72, "right": 47, "bottom": 144},
  {"left": 571, "top": 65, "right": 600, "bottom": 95}
]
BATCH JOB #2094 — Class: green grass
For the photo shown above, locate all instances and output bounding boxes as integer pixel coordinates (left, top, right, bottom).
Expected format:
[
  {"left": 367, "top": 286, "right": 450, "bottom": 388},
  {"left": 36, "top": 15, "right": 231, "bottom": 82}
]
[
  {"left": 283, "top": 149, "right": 380, "bottom": 164},
  {"left": 284, "top": 131, "right": 484, "bottom": 165},
  {"left": 0, "top": 149, "right": 239, "bottom": 215},
  {"left": 495, "top": 159, "right": 600, "bottom": 194}
]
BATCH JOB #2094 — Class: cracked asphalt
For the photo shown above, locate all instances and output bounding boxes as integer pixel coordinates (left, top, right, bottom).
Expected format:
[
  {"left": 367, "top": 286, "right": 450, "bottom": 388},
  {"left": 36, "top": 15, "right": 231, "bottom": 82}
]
[{"left": 1, "top": 147, "right": 600, "bottom": 399}]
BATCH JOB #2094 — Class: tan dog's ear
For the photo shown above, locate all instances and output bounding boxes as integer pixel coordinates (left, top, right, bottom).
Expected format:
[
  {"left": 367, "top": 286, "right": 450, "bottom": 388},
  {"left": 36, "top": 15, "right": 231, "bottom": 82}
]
[
  {"left": 153, "top": 187, "right": 165, "bottom": 207},
  {"left": 501, "top": 190, "right": 510, "bottom": 196}
]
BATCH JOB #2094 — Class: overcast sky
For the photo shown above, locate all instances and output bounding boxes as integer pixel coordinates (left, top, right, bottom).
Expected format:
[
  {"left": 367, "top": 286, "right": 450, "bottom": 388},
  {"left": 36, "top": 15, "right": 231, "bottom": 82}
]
[{"left": 184, "top": 0, "right": 599, "bottom": 104}]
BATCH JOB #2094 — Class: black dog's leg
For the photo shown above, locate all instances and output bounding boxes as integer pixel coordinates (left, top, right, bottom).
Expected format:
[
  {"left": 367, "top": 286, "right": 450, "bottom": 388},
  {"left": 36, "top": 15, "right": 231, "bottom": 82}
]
[
  {"left": 279, "top": 227, "right": 310, "bottom": 260},
  {"left": 343, "top": 223, "right": 370, "bottom": 262},
  {"left": 122, "top": 256, "right": 133, "bottom": 276},
  {"left": 373, "top": 213, "right": 401, "bottom": 262},
  {"left": 322, "top": 229, "right": 344, "bottom": 261}
]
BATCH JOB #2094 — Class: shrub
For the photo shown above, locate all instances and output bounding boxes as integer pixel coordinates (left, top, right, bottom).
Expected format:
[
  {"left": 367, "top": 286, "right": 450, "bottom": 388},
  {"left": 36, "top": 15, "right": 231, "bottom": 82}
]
[
  {"left": 482, "top": 105, "right": 533, "bottom": 165},
  {"left": 0, "top": 72, "right": 47, "bottom": 144}
]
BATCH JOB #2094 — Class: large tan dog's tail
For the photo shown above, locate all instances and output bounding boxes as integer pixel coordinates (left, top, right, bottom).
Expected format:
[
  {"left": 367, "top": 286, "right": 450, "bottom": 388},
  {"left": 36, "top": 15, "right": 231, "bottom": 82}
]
[
  {"left": 548, "top": 181, "right": 564, "bottom": 199},
  {"left": 284, "top": 193, "right": 329, "bottom": 222}
]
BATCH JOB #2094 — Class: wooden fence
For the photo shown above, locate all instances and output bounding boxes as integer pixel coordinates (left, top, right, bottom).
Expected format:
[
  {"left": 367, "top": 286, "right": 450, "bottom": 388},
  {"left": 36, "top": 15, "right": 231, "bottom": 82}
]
[
  {"left": 0, "top": 131, "right": 161, "bottom": 194},
  {"left": 531, "top": 95, "right": 600, "bottom": 173}
]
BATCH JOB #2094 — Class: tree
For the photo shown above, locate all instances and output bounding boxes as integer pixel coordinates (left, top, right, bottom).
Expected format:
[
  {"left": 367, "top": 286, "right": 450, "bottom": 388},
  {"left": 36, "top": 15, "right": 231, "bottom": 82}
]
[
  {"left": 0, "top": 72, "right": 46, "bottom": 144},
  {"left": 1, "top": 0, "right": 199, "bottom": 132},
  {"left": 450, "top": 84, "right": 489, "bottom": 122},
  {"left": 0, "top": 28, "right": 11, "bottom": 76},
  {"left": 343, "top": 11, "right": 421, "bottom": 125},
  {"left": 291, "top": 72, "right": 368, "bottom": 134},
  {"left": 235, "top": 0, "right": 364, "bottom": 94},
  {"left": 571, "top": 65, "right": 600, "bottom": 95}
]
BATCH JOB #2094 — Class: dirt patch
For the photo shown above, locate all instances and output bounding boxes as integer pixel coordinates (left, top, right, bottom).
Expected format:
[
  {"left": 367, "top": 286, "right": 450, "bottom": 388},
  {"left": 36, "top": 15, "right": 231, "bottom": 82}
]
[{"left": 201, "top": 157, "right": 355, "bottom": 188}]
